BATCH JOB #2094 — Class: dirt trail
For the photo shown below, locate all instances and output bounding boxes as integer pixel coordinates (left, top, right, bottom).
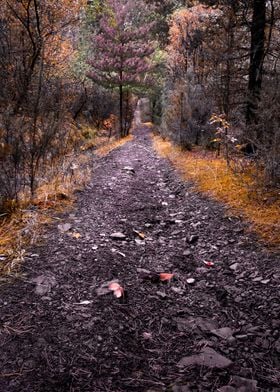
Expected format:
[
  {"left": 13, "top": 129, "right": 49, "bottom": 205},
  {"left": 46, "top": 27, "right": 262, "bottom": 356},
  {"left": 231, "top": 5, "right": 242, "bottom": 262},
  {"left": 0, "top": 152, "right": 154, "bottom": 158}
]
[{"left": 0, "top": 126, "right": 279, "bottom": 392}]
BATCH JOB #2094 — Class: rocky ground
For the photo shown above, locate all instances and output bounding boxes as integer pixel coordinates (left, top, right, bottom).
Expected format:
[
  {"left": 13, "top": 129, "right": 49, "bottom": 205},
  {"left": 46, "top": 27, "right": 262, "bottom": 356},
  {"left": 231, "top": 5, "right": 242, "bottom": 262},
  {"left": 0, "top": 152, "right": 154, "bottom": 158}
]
[{"left": 0, "top": 126, "right": 279, "bottom": 392}]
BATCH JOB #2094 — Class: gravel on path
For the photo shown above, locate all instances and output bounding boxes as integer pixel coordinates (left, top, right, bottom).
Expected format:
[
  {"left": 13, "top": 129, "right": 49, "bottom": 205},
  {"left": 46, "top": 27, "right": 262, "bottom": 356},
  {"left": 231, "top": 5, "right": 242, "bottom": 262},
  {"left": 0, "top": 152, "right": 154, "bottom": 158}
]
[{"left": 0, "top": 126, "right": 279, "bottom": 392}]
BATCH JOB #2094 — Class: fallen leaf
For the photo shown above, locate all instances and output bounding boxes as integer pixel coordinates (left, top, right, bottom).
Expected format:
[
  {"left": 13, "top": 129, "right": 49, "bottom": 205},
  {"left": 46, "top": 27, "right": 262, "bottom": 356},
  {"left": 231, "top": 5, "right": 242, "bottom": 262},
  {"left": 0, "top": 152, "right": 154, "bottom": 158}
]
[
  {"left": 159, "top": 273, "right": 174, "bottom": 282},
  {"left": 58, "top": 223, "right": 72, "bottom": 232},
  {"left": 108, "top": 282, "right": 121, "bottom": 291},
  {"left": 111, "top": 248, "right": 126, "bottom": 257},
  {"left": 133, "top": 230, "right": 145, "bottom": 239},
  {"left": 72, "top": 232, "right": 81, "bottom": 239},
  {"left": 203, "top": 260, "right": 215, "bottom": 267},
  {"left": 142, "top": 332, "right": 153, "bottom": 340},
  {"left": 108, "top": 282, "right": 125, "bottom": 298},
  {"left": 114, "top": 288, "right": 124, "bottom": 298},
  {"left": 74, "top": 300, "right": 92, "bottom": 305}
]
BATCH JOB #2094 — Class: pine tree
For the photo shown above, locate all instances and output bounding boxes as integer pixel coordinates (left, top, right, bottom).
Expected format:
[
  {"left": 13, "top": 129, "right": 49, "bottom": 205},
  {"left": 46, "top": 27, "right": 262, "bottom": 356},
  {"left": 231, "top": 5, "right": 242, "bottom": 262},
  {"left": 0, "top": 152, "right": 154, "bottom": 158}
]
[{"left": 87, "top": 0, "right": 155, "bottom": 137}]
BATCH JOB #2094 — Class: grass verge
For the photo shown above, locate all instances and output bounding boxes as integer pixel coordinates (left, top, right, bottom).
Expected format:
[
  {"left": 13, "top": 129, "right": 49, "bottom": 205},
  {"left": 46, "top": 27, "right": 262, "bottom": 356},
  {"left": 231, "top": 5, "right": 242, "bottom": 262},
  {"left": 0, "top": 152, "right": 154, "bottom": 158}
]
[
  {"left": 153, "top": 135, "right": 280, "bottom": 247},
  {"left": 0, "top": 132, "right": 133, "bottom": 275},
  {"left": 95, "top": 135, "right": 133, "bottom": 157}
]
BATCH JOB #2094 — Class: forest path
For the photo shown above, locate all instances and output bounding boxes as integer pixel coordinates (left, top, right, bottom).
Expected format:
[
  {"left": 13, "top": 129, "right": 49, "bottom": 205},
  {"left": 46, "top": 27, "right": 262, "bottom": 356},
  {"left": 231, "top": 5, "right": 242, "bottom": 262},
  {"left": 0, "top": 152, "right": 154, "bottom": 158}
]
[{"left": 0, "top": 126, "right": 279, "bottom": 392}]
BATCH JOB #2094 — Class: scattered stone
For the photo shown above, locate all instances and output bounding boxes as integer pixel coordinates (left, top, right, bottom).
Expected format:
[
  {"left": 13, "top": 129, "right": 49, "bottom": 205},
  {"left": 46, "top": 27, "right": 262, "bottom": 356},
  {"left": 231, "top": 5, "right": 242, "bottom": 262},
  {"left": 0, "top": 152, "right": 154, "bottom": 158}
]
[
  {"left": 235, "top": 334, "right": 248, "bottom": 340},
  {"left": 110, "top": 232, "right": 126, "bottom": 240},
  {"left": 219, "top": 376, "right": 257, "bottom": 392},
  {"left": 171, "top": 287, "right": 184, "bottom": 295},
  {"left": 234, "top": 296, "right": 243, "bottom": 303},
  {"left": 111, "top": 248, "right": 126, "bottom": 257},
  {"left": 211, "top": 327, "right": 233, "bottom": 340},
  {"left": 58, "top": 223, "right": 72, "bottom": 232},
  {"left": 186, "top": 278, "right": 195, "bottom": 284},
  {"left": 187, "top": 235, "right": 199, "bottom": 244},
  {"left": 176, "top": 316, "right": 218, "bottom": 332},
  {"left": 261, "top": 279, "right": 270, "bottom": 284},
  {"left": 171, "top": 230, "right": 182, "bottom": 236},
  {"left": 74, "top": 300, "right": 92, "bottom": 305},
  {"left": 1, "top": 127, "right": 278, "bottom": 391},
  {"left": 183, "top": 250, "right": 191, "bottom": 256},
  {"left": 252, "top": 276, "right": 263, "bottom": 282},
  {"left": 178, "top": 347, "right": 232, "bottom": 369},
  {"left": 172, "top": 385, "right": 192, "bottom": 392},
  {"left": 123, "top": 166, "right": 135, "bottom": 173},
  {"left": 274, "top": 338, "right": 280, "bottom": 353},
  {"left": 215, "top": 287, "right": 229, "bottom": 306},
  {"left": 32, "top": 274, "right": 57, "bottom": 296},
  {"left": 229, "top": 263, "right": 240, "bottom": 271},
  {"left": 196, "top": 267, "right": 208, "bottom": 274},
  {"left": 135, "top": 238, "right": 145, "bottom": 245},
  {"left": 156, "top": 291, "right": 167, "bottom": 299},
  {"left": 142, "top": 332, "right": 153, "bottom": 340},
  {"left": 137, "top": 268, "right": 151, "bottom": 275}
]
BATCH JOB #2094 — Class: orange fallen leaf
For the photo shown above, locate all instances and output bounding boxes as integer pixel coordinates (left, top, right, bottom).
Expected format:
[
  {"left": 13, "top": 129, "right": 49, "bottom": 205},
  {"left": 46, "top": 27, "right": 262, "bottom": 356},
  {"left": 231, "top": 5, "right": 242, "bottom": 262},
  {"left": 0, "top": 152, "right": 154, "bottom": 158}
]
[
  {"left": 159, "top": 273, "right": 174, "bottom": 282},
  {"left": 133, "top": 230, "right": 145, "bottom": 239}
]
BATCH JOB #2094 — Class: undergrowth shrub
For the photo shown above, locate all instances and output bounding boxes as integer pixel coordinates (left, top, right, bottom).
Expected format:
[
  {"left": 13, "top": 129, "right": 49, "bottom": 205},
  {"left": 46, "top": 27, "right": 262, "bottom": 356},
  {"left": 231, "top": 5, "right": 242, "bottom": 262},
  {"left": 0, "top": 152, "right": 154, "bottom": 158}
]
[{"left": 160, "top": 74, "right": 213, "bottom": 149}]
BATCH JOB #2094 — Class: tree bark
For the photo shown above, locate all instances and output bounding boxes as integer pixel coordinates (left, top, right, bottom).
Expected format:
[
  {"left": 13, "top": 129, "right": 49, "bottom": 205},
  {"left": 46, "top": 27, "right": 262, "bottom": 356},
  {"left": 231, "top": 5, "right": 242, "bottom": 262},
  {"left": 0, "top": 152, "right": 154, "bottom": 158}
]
[
  {"left": 119, "top": 84, "right": 123, "bottom": 137},
  {"left": 246, "top": 0, "right": 266, "bottom": 130}
]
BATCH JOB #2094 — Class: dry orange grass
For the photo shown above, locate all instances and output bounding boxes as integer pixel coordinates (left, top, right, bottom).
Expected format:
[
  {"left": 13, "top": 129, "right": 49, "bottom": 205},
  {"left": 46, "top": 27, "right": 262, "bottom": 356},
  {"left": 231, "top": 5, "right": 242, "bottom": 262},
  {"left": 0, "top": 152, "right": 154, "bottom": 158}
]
[
  {"left": 0, "top": 134, "right": 133, "bottom": 275},
  {"left": 95, "top": 135, "right": 133, "bottom": 157},
  {"left": 153, "top": 135, "right": 280, "bottom": 247},
  {"left": 0, "top": 154, "right": 91, "bottom": 275}
]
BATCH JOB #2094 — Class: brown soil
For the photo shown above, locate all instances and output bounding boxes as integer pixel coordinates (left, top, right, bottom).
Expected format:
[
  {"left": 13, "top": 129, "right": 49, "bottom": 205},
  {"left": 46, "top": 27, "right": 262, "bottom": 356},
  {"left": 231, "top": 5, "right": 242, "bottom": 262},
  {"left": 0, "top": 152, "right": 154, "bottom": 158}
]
[{"left": 0, "top": 126, "right": 279, "bottom": 392}]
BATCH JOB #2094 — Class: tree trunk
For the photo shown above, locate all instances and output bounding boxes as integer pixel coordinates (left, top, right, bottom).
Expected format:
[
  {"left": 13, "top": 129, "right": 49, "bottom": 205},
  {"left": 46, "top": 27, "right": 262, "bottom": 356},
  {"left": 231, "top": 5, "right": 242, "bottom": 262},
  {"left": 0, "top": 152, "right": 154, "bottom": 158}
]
[
  {"left": 119, "top": 84, "right": 123, "bottom": 137},
  {"left": 224, "top": 9, "right": 235, "bottom": 117},
  {"left": 246, "top": 0, "right": 266, "bottom": 130}
]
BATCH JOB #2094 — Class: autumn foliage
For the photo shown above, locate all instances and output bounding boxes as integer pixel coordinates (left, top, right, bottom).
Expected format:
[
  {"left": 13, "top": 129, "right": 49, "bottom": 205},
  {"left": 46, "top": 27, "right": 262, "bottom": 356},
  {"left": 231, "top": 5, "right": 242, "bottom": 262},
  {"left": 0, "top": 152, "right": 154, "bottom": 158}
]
[
  {"left": 160, "top": 1, "right": 280, "bottom": 186},
  {"left": 87, "top": 0, "right": 156, "bottom": 137}
]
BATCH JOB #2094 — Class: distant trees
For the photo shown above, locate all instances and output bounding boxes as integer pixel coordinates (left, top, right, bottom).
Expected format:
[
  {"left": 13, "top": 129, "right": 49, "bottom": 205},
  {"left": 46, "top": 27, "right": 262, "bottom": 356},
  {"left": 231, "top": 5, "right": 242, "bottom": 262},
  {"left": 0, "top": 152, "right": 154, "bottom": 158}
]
[
  {"left": 159, "top": 0, "right": 280, "bottom": 185},
  {"left": 87, "top": 0, "right": 155, "bottom": 137},
  {"left": 0, "top": 0, "right": 86, "bottom": 207}
]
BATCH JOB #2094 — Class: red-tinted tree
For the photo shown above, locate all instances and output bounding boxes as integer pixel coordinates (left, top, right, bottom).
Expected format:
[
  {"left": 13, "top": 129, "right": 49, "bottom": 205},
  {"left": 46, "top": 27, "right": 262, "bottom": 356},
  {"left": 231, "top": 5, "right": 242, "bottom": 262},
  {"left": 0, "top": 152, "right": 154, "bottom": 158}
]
[{"left": 87, "top": 0, "right": 155, "bottom": 137}]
